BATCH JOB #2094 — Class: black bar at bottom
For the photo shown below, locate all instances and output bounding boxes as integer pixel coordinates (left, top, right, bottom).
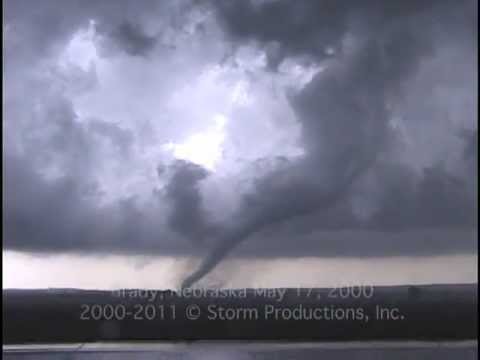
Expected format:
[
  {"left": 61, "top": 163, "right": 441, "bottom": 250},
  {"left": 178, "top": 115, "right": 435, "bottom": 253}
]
[{"left": 3, "top": 284, "right": 477, "bottom": 344}]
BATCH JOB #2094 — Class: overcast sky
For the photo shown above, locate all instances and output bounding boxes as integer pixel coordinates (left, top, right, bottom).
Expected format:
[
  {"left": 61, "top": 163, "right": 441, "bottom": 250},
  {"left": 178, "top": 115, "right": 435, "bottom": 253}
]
[{"left": 3, "top": 0, "right": 477, "bottom": 288}]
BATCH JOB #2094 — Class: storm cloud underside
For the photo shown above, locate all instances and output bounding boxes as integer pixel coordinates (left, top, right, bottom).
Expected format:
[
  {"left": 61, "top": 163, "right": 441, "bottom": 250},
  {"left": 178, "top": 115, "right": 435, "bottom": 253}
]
[{"left": 3, "top": 0, "right": 477, "bottom": 288}]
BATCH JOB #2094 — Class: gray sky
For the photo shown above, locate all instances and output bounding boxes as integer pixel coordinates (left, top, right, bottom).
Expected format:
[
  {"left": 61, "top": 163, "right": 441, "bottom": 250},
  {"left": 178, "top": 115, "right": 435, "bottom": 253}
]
[{"left": 3, "top": 0, "right": 478, "bottom": 288}]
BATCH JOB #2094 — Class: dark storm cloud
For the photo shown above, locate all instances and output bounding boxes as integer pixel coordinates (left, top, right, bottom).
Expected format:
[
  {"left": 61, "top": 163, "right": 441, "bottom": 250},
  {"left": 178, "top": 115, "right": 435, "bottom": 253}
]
[
  {"left": 3, "top": 0, "right": 198, "bottom": 252},
  {"left": 88, "top": 119, "right": 134, "bottom": 156},
  {"left": 3, "top": 0, "right": 477, "bottom": 271},
  {"left": 3, "top": 0, "right": 187, "bottom": 66},
  {"left": 365, "top": 163, "right": 476, "bottom": 230},
  {"left": 96, "top": 21, "right": 158, "bottom": 57},
  {"left": 111, "top": 22, "right": 157, "bottom": 56},
  {"left": 3, "top": 0, "right": 224, "bottom": 257},
  {"left": 2, "top": 94, "right": 132, "bottom": 254},
  {"left": 4, "top": 152, "right": 96, "bottom": 252},
  {"left": 3, "top": 150, "right": 195, "bottom": 255},
  {"left": 209, "top": 0, "right": 460, "bottom": 70},
  {"left": 462, "top": 130, "right": 478, "bottom": 164},
  {"left": 182, "top": 0, "right": 478, "bottom": 287},
  {"left": 162, "top": 160, "right": 219, "bottom": 243}
]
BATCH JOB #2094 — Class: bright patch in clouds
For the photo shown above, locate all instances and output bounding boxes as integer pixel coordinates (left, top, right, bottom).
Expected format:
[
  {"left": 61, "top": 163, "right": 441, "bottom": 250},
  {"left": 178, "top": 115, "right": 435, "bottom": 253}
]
[
  {"left": 59, "top": 20, "right": 98, "bottom": 71},
  {"left": 164, "top": 113, "right": 228, "bottom": 170}
]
